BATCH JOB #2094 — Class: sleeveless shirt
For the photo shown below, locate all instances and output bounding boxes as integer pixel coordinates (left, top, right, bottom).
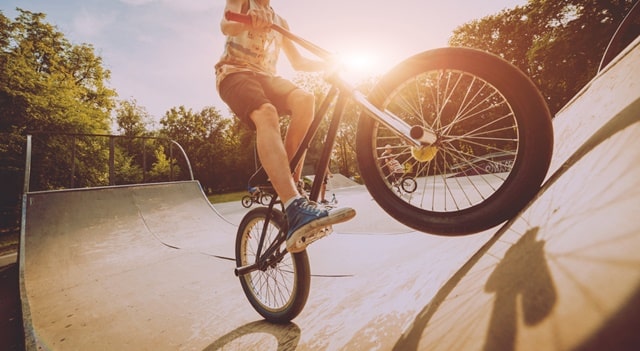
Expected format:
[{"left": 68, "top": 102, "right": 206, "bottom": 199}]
[{"left": 215, "top": 0, "right": 285, "bottom": 89}]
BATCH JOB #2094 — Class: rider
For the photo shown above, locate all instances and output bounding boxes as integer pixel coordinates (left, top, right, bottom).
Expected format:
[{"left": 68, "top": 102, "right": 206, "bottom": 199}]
[
  {"left": 216, "top": 0, "right": 355, "bottom": 253},
  {"left": 247, "top": 185, "right": 260, "bottom": 197},
  {"left": 381, "top": 144, "right": 405, "bottom": 184}
]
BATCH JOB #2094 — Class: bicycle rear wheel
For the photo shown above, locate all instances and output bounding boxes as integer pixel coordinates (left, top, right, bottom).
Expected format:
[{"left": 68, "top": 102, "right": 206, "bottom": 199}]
[
  {"left": 235, "top": 207, "right": 310, "bottom": 322},
  {"left": 356, "top": 47, "right": 553, "bottom": 235},
  {"left": 260, "top": 192, "right": 273, "bottom": 206},
  {"left": 241, "top": 195, "right": 253, "bottom": 208}
]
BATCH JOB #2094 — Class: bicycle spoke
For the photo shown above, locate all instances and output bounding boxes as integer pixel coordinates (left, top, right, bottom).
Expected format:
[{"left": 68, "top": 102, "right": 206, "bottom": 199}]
[{"left": 374, "top": 68, "right": 518, "bottom": 213}]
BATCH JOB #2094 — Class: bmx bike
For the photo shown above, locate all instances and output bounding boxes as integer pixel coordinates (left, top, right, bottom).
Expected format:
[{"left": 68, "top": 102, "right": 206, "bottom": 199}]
[
  {"left": 241, "top": 187, "right": 274, "bottom": 208},
  {"left": 227, "top": 11, "right": 553, "bottom": 322},
  {"left": 391, "top": 173, "right": 418, "bottom": 195}
]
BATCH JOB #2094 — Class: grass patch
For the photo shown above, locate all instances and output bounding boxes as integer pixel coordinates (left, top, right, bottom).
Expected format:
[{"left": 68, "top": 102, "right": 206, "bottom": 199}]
[{"left": 208, "top": 191, "right": 246, "bottom": 204}]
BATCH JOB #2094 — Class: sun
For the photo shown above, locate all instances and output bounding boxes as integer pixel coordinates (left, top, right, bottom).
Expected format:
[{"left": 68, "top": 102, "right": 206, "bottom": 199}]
[{"left": 337, "top": 51, "right": 387, "bottom": 82}]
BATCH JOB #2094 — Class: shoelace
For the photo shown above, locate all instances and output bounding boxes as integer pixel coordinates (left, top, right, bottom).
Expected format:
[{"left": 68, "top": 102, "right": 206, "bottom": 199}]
[{"left": 295, "top": 199, "right": 327, "bottom": 216}]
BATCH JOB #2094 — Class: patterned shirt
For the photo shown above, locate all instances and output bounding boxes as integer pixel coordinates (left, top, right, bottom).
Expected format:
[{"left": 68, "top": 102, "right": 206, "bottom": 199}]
[{"left": 215, "top": 0, "right": 284, "bottom": 89}]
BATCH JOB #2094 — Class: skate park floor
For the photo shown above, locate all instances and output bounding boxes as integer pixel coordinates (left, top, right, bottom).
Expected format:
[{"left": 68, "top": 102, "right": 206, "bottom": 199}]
[{"left": 18, "top": 38, "right": 640, "bottom": 350}]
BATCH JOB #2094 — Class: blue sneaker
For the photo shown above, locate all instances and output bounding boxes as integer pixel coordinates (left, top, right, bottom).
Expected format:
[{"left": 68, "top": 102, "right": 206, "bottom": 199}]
[{"left": 285, "top": 198, "right": 355, "bottom": 253}]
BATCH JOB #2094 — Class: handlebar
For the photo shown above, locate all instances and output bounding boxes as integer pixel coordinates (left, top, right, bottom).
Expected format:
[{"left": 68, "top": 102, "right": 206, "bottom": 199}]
[{"left": 224, "top": 11, "right": 333, "bottom": 60}]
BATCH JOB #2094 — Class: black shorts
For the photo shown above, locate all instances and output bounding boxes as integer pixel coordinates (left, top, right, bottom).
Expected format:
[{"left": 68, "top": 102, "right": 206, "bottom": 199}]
[{"left": 219, "top": 72, "right": 298, "bottom": 130}]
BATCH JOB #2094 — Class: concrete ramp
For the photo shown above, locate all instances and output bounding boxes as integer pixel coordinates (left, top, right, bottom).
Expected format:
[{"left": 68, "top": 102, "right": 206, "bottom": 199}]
[
  {"left": 20, "top": 38, "right": 640, "bottom": 350},
  {"left": 20, "top": 181, "right": 241, "bottom": 349}
]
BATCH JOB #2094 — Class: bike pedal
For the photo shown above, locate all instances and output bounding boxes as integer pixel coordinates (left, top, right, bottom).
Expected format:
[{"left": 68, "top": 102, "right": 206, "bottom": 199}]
[{"left": 295, "top": 226, "right": 333, "bottom": 248}]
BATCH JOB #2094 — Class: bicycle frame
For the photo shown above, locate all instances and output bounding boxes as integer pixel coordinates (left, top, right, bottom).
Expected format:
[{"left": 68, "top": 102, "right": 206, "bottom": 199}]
[
  {"left": 230, "top": 10, "right": 554, "bottom": 287},
  {"left": 225, "top": 12, "right": 435, "bottom": 202},
  {"left": 227, "top": 11, "right": 436, "bottom": 277}
]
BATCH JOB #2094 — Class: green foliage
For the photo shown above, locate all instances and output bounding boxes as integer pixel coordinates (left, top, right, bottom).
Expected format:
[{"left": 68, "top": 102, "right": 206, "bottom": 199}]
[
  {"left": 158, "top": 105, "right": 251, "bottom": 192},
  {"left": 0, "top": 9, "right": 117, "bottom": 195},
  {"left": 148, "top": 145, "right": 178, "bottom": 182},
  {"left": 116, "top": 98, "right": 153, "bottom": 137},
  {"left": 449, "top": 0, "right": 636, "bottom": 115},
  {"left": 113, "top": 147, "right": 144, "bottom": 185}
]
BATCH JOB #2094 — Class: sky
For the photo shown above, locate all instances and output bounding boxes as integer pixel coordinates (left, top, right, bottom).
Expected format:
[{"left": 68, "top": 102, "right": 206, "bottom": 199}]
[{"left": 2, "top": 0, "right": 528, "bottom": 123}]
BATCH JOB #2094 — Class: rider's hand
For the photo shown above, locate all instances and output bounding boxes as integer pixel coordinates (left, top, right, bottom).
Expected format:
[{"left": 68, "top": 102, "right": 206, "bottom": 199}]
[{"left": 247, "top": 7, "right": 273, "bottom": 31}]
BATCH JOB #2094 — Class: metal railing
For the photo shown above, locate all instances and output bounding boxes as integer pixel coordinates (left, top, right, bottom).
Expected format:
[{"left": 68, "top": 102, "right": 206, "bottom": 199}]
[{"left": 23, "top": 133, "right": 193, "bottom": 193}]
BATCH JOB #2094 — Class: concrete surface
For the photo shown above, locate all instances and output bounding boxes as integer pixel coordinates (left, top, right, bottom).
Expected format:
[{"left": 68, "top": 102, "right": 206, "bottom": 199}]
[{"left": 19, "top": 38, "right": 640, "bottom": 350}]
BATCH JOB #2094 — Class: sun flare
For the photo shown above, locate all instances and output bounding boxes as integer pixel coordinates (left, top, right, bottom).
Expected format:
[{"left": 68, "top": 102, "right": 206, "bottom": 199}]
[{"left": 337, "top": 51, "right": 388, "bottom": 82}]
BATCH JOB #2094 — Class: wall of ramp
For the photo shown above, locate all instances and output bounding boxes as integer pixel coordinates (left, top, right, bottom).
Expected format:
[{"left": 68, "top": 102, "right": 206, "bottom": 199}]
[{"left": 20, "top": 181, "right": 240, "bottom": 350}]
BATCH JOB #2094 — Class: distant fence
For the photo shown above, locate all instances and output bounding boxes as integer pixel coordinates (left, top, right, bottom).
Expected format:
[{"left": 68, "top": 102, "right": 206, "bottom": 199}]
[{"left": 23, "top": 132, "right": 193, "bottom": 193}]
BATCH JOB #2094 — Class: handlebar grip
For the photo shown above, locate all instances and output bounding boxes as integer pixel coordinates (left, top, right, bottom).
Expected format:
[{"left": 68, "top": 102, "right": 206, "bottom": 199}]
[
  {"left": 223, "top": 10, "right": 333, "bottom": 60},
  {"left": 225, "top": 11, "right": 253, "bottom": 25}
]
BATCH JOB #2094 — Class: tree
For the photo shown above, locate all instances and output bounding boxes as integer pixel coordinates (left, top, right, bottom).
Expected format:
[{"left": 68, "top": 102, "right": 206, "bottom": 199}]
[
  {"left": 148, "top": 145, "right": 178, "bottom": 182},
  {"left": 0, "top": 9, "right": 117, "bottom": 228},
  {"left": 113, "top": 98, "right": 160, "bottom": 183},
  {"left": 159, "top": 105, "right": 244, "bottom": 192},
  {"left": 0, "top": 9, "right": 116, "bottom": 186},
  {"left": 449, "top": 0, "right": 636, "bottom": 115},
  {"left": 116, "top": 98, "right": 153, "bottom": 137}
]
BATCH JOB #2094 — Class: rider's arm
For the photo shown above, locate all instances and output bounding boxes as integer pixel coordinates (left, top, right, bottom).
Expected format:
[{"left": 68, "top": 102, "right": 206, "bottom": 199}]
[
  {"left": 220, "top": 0, "right": 272, "bottom": 36},
  {"left": 280, "top": 19, "right": 328, "bottom": 72}
]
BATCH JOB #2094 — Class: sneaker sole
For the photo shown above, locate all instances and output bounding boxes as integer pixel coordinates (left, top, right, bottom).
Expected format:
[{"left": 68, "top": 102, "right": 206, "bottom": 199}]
[{"left": 286, "top": 207, "right": 356, "bottom": 253}]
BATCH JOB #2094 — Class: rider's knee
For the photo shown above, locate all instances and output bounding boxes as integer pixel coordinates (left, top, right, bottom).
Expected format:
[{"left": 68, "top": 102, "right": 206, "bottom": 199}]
[{"left": 251, "top": 103, "right": 279, "bottom": 130}]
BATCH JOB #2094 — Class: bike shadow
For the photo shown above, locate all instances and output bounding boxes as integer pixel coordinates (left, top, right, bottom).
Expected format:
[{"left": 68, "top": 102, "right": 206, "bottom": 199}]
[
  {"left": 202, "top": 320, "right": 301, "bottom": 351},
  {"left": 393, "top": 224, "right": 555, "bottom": 351},
  {"left": 482, "top": 227, "right": 555, "bottom": 350},
  {"left": 393, "top": 98, "right": 640, "bottom": 351}
]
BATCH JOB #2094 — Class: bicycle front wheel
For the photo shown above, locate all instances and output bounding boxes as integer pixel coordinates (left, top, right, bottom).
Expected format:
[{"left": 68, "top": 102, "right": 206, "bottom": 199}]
[
  {"left": 356, "top": 47, "right": 553, "bottom": 235},
  {"left": 235, "top": 207, "right": 311, "bottom": 322}
]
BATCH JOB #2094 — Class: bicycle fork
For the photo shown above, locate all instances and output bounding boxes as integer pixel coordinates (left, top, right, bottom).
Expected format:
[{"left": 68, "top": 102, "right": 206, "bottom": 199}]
[
  {"left": 234, "top": 203, "right": 288, "bottom": 277},
  {"left": 351, "top": 90, "right": 437, "bottom": 147}
]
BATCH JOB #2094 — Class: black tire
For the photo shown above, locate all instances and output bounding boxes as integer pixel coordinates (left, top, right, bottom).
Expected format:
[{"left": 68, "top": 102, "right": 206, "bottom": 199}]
[
  {"left": 235, "top": 207, "right": 311, "bottom": 322},
  {"left": 241, "top": 195, "right": 253, "bottom": 208},
  {"left": 260, "top": 192, "right": 273, "bottom": 206},
  {"left": 356, "top": 47, "right": 553, "bottom": 235},
  {"left": 401, "top": 176, "right": 418, "bottom": 193}
]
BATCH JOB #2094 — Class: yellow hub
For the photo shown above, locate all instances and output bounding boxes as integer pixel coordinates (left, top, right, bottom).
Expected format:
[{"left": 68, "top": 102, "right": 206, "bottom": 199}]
[{"left": 411, "top": 145, "right": 438, "bottom": 162}]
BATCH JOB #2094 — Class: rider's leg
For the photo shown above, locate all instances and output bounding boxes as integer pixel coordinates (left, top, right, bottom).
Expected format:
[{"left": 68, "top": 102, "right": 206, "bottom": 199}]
[
  {"left": 251, "top": 103, "right": 299, "bottom": 205},
  {"left": 284, "top": 88, "right": 314, "bottom": 183},
  {"left": 250, "top": 101, "right": 355, "bottom": 253}
]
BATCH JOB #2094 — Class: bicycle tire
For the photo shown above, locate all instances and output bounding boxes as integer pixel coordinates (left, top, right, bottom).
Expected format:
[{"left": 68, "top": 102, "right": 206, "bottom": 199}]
[
  {"left": 241, "top": 195, "right": 253, "bottom": 208},
  {"left": 260, "top": 192, "right": 273, "bottom": 206},
  {"left": 401, "top": 176, "right": 418, "bottom": 193},
  {"left": 356, "top": 47, "right": 553, "bottom": 235},
  {"left": 235, "top": 207, "right": 311, "bottom": 322}
]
